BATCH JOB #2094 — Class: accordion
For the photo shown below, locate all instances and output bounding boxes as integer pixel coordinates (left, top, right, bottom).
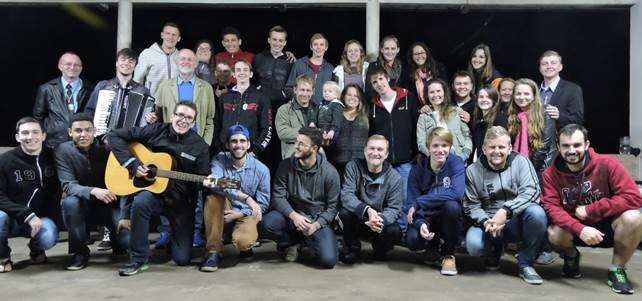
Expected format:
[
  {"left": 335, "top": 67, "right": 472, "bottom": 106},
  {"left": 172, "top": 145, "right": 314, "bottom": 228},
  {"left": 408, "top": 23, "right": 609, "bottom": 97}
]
[{"left": 93, "top": 88, "right": 155, "bottom": 136}]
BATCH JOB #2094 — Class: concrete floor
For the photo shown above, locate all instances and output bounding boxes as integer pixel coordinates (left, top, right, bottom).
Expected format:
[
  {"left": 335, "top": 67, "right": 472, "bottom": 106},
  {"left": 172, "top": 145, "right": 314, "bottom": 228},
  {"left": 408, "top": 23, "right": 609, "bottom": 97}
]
[{"left": 1, "top": 233, "right": 640, "bottom": 301}]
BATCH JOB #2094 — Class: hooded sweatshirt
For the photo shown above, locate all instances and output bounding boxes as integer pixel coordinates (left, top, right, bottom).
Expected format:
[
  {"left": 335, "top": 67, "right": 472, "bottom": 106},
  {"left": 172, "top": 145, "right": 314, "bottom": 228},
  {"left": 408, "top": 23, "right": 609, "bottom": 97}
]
[
  {"left": 541, "top": 148, "right": 642, "bottom": 236},
  {"left": 134, "top": 42, "right": 178, "bottom": 95},
  {"left": 406, "top": 153, "right": 465, "bottom": 229},
  {"left": 369, "top": 87, "right": 419, "bottom": 165},
  {"left": 341, "top": 158, "right": 403, "bottom": 226},
  {"left": 271, "top": 153, "right": 340, "bottom": 228},
  {"left": 464, "top": 151, "right": 541, "bottom": 225}
]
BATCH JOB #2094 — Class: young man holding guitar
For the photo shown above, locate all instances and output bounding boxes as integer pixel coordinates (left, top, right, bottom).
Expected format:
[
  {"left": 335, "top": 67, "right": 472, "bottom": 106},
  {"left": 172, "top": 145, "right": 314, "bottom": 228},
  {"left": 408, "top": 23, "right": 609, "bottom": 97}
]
[{"left": 107, "top": 101, "right": 211, "bottom": 276}]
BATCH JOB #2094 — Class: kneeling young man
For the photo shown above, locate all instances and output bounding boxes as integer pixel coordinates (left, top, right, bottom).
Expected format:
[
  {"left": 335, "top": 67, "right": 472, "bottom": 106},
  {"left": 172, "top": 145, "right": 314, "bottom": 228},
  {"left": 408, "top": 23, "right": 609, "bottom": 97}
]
[
  {"left": 543, "top": 124, "right": 642, "bottom": 294},
  {"left": 406, "top": 127, "right": 465, "bottom": 276},
  {"left": 201, "top": 124, "right": 270, "bottom": 272},
  {"left": 259, "top": 127, "right": 340, "bottom": 268},
  {"left": 464, "top": 126, "right": 547, "bottom": 285},
  {"left": 56, "top": 113, "right": 129, "bottom": 270},
  {"left": 0, "top": 117, "right": 61, "bottom": 272},
  {"left": 339, "top": 134, "right": 403, "bottom": 264}
]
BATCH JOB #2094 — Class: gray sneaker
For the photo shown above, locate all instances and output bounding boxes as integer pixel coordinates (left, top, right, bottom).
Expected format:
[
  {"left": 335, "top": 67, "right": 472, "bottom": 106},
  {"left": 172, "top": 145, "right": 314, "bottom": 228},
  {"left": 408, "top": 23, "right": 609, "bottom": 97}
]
[
  {"left": 535, "top": 251, "right": 556, "bottom": 265},
  {"left": 519, "top": 266, "right": 543, "bottom": 285},
  {"left": 284, "top": 244, "right": 300, "bottom": 262}
]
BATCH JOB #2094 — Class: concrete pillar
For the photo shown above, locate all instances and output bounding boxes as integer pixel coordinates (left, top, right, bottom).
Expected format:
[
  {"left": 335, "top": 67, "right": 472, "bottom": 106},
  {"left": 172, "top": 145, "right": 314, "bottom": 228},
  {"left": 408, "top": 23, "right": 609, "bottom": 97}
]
[
  {"left": 631, "top": 0, "right": 642, "bottom": 149},
  {"left": 366, "top": 0, "right": 380, "bottom": 62},
  {"left": 117, "top": 0, "right": 133, "bottom": 51}
]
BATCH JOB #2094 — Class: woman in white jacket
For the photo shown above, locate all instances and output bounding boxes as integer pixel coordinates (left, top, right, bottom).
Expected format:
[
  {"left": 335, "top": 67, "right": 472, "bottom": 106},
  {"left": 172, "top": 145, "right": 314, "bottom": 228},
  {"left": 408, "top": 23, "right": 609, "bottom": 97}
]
[{"left": 333, "top": 40, "right": 369, "bottom": 92}]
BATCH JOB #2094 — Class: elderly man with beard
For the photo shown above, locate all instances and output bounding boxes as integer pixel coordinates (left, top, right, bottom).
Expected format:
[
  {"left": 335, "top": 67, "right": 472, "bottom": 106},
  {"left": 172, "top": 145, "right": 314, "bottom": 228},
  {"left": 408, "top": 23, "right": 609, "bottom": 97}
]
[
  {"left": 542, "top": 124, "right": 642, "bottom": 294},
  {"left": 338, "top": 134, "right": 403, "bottom": 264},
  {"left": 199, "top": 124, "right": 270, "bottom": 272},
  {"left": 155, "top": 48, "right": 215, "bottom": 145},
  {"left": 259, "top": 127, "right": 340, "bottom": 268},
  {"left": 107, "top": 101, "right": 210, "bottom": 276}
]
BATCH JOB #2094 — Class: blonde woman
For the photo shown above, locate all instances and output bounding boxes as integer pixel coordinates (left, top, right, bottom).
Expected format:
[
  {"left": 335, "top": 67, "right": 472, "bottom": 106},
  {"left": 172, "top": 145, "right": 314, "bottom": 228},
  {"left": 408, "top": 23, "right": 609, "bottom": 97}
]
[{"left": 332, "top": 40, "right": 369, "bottom": 91}]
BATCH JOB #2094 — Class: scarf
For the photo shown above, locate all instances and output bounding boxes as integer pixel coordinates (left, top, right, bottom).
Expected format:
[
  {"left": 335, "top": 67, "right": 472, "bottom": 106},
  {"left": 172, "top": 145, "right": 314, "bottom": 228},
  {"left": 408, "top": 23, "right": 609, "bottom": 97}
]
[
  {"left": 513, "top": 111, "right": 530, "bottom": 157},
  {"left": 415, "top": 69, "right": 427, "bottom": 104}
]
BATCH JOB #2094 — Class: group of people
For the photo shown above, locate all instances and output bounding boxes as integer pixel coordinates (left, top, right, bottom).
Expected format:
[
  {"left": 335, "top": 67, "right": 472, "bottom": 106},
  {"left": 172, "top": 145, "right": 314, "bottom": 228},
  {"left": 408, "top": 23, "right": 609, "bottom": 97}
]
[{"left": 0, "top": 21, "right": 641, "bottom": 295}]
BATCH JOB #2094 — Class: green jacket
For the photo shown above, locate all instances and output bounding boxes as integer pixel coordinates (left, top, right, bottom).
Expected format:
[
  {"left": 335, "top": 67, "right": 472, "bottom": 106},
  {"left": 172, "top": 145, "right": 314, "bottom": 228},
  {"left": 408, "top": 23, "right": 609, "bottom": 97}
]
[
  {"left": 154, "top": 76, "right": 216, "bottom": 145},
  {"left": 275, "top": 99, "right": 318, "bottom": 159}
]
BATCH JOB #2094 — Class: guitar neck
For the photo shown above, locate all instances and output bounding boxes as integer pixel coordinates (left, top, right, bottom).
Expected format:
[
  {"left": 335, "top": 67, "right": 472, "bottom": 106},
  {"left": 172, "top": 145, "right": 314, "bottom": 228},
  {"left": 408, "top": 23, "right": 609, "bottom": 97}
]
[{"left": 155, "top": 169, "right": 206, "bottom": 184}]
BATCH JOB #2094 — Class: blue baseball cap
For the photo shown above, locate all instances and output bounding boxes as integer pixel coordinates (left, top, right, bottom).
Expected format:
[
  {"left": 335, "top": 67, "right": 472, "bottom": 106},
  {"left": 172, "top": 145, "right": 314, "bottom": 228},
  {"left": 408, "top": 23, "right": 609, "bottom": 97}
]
[{"left": 227, "top": 124, "right": 250, "bottom": 141}]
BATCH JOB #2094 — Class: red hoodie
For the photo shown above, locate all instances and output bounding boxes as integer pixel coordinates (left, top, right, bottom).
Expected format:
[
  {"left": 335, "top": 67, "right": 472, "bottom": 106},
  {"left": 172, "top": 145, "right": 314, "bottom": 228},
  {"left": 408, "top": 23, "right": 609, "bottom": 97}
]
[
  {"left": 542, "top": 148, "right": 642, "bottom": 236},
  {"left": 214, "top": 49, "right": 254, "bottom": 84}
]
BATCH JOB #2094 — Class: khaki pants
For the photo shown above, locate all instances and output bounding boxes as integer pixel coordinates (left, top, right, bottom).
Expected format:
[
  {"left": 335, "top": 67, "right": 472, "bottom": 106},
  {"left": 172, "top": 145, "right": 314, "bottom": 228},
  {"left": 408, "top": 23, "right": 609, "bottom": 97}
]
[{"left": 204, "top": 194, "right": 258, "bottom": 253}]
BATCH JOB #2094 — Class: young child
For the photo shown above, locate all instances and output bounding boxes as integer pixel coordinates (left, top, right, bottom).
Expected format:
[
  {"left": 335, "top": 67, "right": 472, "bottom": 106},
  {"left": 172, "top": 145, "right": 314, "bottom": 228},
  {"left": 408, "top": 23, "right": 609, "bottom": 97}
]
[{"left": 318, "top": 81, "right": 344, "bottom": 145}]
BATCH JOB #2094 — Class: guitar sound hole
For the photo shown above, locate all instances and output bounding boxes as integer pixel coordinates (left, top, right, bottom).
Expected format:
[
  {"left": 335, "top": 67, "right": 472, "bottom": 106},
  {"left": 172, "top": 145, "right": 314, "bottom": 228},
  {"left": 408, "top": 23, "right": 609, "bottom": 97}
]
[{"left": 132, "top": 164, "right": 158, "bottom": 188}]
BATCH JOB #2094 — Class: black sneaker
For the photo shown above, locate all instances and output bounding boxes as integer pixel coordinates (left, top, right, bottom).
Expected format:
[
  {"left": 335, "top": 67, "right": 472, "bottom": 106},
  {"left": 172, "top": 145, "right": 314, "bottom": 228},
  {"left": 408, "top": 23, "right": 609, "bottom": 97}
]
[
  {"left": 607, "top": 267, "right": 634, "bottom": 294},
  {"left": 483, "top": 256, "right": 500, "bottom": 271},
  {"left": 97, "top": 240, "right": 112, "bottom": 251},
  {"left": 562, "top": 249, "right": 582, "bottom": 278},
  {"left": 238, "top": 249, "right": 254, "bottom": 261},
  {"left": 339, "top": 249, "right": 359, "bottom": 264},
  {"left": 65, "top": 253, "right": 89, "bottom": 271},
  {"left": 29, "top": 251, "right": 47, "bottom": 264},
  {"left": 118, "top": 261, "right": 149, "bottom": 276},
  {"left": 519, "top": 266, "right": 543, "bottom": 285},
  {"left": 200, "top": 252, "right": 220, "bottom": 272}
]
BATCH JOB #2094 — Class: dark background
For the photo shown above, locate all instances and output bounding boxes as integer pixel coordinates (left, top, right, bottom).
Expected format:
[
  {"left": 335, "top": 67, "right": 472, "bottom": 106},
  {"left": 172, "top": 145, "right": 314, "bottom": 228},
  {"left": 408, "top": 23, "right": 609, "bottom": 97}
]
[{"left": 0, "top": 4, "right": 630, "bottom": 153}]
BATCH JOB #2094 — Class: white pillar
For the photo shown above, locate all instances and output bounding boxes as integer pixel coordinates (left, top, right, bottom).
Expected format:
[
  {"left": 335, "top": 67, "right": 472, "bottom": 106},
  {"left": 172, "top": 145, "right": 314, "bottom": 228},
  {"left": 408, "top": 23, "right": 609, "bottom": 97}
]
[
  {"left": 366, "top": 0, "right": 380, "bottom": 62},
  {"left": 631, "top": 0, "right": 642, "bottom": 149},
  {"left": 117, "top": 0, "right": 133, "bottom": 51}
]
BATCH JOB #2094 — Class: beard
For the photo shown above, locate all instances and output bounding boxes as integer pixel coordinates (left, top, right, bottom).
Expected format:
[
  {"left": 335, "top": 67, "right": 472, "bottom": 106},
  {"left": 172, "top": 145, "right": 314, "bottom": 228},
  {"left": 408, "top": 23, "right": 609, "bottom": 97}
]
[
  {"left": 562, "top": 151, "right": 585, "bottom": 165},
  {"left": 178, "top": 65, "right": 195, "bottom": 75},
  {"left": 230, "top": 148, "right": 247, "bottom": 160},
  {"left": 296, "top": 149, "right": 314, "bottom": 161}
]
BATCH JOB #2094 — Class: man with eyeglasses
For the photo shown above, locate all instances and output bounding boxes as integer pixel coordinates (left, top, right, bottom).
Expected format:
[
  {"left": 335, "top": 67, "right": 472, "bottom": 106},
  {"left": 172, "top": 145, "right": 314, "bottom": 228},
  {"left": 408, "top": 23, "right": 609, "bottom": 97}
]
[
  {"left": 259, "top": 127, "right": 340, "bottom": 268},
  {"left": 155, "top": 49, "right": 216, "bottom": 146},
  {"left": 55, "top": 113, "right": 129, "bottom": 271},
  {"left": 33, "top": 51, "right": 94, "bottom": 150},
  {"left": 107, "top": 101, "right": 210, "bottom": 276}
]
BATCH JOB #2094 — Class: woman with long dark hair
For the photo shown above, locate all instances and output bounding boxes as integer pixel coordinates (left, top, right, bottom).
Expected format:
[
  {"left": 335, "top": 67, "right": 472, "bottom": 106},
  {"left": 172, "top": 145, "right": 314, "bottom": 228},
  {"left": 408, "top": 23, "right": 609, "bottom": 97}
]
[
  {"left": 467, "top": 44, "right": 502, "bottom": 91},
  {"left": 471, "top": 86, "right": 507, "bottom": 159},
  {"left": 327, "top": 84, "right": 369, "bottom": 176},
  {"left": 402, "top": 42, "right": 447, "bottom": 107}
]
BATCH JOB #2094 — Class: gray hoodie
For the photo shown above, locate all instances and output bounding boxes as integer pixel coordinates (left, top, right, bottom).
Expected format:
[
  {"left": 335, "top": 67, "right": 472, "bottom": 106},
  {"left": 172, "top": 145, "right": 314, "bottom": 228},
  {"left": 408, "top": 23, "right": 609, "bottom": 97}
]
[
  {"left": 271, "top": 153, "right": 340, "bottom": 227},
  {"left": 134, "top": 42, "right": 178, "bottom": 95},
  {"left": 463, "top": 152, "right": 540, "bottom": 225},
  {"left": 340, "top": 158, "right": 403, "bottom": 226}
]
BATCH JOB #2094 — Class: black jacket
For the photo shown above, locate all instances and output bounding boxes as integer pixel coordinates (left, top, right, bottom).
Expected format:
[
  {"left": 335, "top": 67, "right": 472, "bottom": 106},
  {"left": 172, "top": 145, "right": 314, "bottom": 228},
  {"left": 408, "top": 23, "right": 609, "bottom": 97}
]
[
  {"left": 214, "top": 85, "right": 272, "bottom": 154},
  {"left": 33, "top": 77, "right": 94, "bottom": 149},
  {"left": 369, "top": 87, "right": 420, "bottom": 165},
  {"left": 253, "top": 49, "right": 293, "bottom": 108},
  {"left": 106, "top": 123, "right": 210, "bottom": 206},
  {"left": 546, "top": 78, "right": 584, "bottom": 129},
  {"left": 0, "top": 147, "right": 60, "bottom": 223}
]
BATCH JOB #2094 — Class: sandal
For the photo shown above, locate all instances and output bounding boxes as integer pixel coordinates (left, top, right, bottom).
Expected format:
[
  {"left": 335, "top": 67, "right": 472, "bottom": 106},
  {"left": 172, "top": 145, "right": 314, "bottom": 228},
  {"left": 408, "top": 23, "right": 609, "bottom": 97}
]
[{"left": 0, "top": 258, "right": 13, "bottom": 273}]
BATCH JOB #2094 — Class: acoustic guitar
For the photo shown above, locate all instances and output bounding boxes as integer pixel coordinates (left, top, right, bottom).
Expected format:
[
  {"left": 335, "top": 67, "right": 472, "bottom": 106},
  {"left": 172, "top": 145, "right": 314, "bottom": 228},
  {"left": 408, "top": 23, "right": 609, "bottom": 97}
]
[{"left": 105, "top": 142, "right": 240, "bottom": 196}]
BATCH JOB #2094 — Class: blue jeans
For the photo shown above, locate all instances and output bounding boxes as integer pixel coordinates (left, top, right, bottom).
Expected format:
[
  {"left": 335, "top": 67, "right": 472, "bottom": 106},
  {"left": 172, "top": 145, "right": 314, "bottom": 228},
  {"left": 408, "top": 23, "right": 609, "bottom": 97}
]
[
  {"left": 0, "top": 210, "right": 58, "bottom": 259},
  {"left": 61, "top": 195, "right": 129, "bottom": 255},
  {"left": 259, "top": 210, "right": 338, "bottom": 268},
  {"left": 406, "top": 201, "right": 463, "bottom": 255},
  {"left": 393, "top": 162, "right": 412, "bottom": 232},
  {"left": 129, "top": 191, "right": 194, "bottom": 265},
  {"left": 465, "top": 205, "right": 547, "bottom": 267}
]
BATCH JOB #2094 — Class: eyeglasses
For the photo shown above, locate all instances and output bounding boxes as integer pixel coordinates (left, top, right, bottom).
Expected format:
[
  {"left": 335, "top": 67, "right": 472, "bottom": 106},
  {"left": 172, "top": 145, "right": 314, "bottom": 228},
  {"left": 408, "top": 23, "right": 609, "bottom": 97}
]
[
  {"left": 174, "top": 112, "right": 195, "bottom": 122},
  {"left": 295, "top": 141, "right": 312, "bottom": 148},
  {"left": 197, "top": 46, "right": 211, "bottom": 52},
  {"left": 412, "top": 51, "right": 427, "bottom": 56},
  {"left": 61, "top": 63, "right": 82, "bottom": 68}
]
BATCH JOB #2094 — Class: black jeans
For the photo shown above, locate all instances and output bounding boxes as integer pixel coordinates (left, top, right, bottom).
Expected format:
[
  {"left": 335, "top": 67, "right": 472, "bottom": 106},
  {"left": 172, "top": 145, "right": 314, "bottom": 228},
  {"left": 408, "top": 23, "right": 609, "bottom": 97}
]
[
  {"left": 338, "top": 208, "right": 402, "bottom": 255},
  {"left": 405, "top": 201, "right": 462, "bottom": 255}
]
